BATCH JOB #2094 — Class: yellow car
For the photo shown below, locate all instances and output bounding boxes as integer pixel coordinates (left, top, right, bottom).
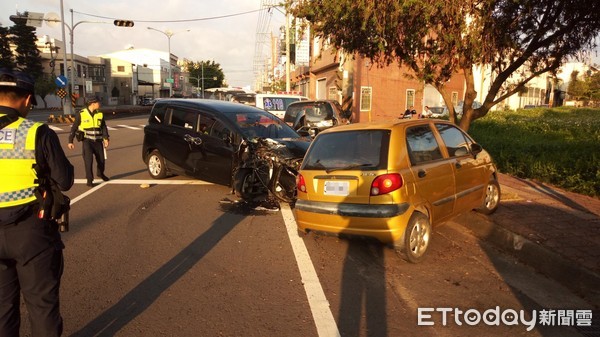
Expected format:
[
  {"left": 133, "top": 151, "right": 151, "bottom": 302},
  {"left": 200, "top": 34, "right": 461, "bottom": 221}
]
[{"left": 294, "top": 120, "right": 500, "bottom": 263}]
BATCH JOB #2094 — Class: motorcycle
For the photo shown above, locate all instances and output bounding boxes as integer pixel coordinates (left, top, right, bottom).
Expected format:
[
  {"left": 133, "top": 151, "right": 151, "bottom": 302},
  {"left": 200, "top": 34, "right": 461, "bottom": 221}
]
[{"left": 233, "top": 137, "right": 306, "bottom": 204}]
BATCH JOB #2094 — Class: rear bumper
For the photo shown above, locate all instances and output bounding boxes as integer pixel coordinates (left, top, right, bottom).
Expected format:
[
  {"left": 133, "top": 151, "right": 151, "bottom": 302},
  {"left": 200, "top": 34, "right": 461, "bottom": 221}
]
[
  {"left": 294, "top": 199, "right": 411, "bottom": 243},
  {"left": 295, "top": 199, "right": 409, "bottom": 218}
]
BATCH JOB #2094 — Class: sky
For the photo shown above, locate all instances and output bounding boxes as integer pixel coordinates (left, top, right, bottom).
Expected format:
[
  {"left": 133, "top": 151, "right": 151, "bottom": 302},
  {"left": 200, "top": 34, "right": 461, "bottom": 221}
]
[{"left": 0, "top": 0, "right": 286, "bottom": 88}]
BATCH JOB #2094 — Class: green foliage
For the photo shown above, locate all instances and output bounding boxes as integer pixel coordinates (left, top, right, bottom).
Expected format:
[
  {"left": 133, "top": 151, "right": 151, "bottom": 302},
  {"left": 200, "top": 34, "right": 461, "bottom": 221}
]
[
  {"left": 183, "top": 59, "right": 225, "bottom": 90},
  {"left": 8, "top": 13, "right": 43, "bottom": 78},
  {"left": 469, "top": 107, "right": 600, "bottom": 197},
  {"left": 0, "top": 25, "right": 14, "bottom": 69}
]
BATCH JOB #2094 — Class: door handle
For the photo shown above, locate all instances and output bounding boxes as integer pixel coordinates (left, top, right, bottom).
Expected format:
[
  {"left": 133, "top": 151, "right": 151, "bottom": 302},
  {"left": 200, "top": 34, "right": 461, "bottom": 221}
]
[
  {"left": 455, "top": 162, "right": 462, "bottom": 169},
  {"left": 184, "top": 134, "right": 203, "bottom": 145},
  {"left": 418, "top": 169, "right": 427, "bottom": 178}
]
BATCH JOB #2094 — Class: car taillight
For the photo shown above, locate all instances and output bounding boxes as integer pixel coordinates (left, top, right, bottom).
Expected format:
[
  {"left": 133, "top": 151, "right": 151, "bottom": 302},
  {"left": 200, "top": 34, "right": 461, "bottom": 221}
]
[
  {"left": 370, "top": 174, "right": 402, "bottom": 196},
  {"left": 297, "top": 173, "right": 307, "bottom": 193}
]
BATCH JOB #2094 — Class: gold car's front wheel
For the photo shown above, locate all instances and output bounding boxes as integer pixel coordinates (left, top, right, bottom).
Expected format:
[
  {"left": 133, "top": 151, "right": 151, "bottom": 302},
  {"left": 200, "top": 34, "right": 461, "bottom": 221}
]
[{"left": 396, "top": 212, "right": 431, "bottom": 263}]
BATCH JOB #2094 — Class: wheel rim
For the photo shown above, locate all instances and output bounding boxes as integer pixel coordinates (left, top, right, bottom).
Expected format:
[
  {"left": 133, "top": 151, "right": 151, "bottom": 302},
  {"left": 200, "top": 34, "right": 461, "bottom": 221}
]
[
  {"left": 148, "top": 155, "right": 162, "bottom": 176},
  {"left": 484, "top": 183, "right": 499, "bottom": 210},
  {"left": 409, "top": 220, "right": 430, "bottom": 257}
]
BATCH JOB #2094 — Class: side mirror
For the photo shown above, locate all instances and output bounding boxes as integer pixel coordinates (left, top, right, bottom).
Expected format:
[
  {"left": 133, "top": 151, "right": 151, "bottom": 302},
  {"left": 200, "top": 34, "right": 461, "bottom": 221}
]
[{"left": 470, "top": 143, "right": 483, "bottom": 156}]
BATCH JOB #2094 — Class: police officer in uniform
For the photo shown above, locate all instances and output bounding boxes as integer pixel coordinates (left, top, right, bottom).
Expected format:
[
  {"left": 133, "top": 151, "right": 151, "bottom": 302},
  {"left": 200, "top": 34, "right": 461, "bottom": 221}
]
[
  {"left": 67, "top": 98, "right": 110, "bottom": 187},
  {"left": 0, "top": 69, "right": 74, "bottom": 336}
]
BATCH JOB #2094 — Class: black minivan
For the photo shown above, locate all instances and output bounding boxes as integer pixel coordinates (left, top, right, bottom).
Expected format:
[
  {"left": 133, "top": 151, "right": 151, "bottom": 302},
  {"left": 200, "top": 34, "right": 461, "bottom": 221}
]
[{"left": 142, "top": 99, "right": 309, "bottom": 185}]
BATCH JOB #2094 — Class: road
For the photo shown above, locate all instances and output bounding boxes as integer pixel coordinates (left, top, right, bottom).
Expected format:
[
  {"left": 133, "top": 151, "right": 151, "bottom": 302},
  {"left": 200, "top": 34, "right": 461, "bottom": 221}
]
[{"left": 18, "top": 112, "right": 593, "bottom": 336}]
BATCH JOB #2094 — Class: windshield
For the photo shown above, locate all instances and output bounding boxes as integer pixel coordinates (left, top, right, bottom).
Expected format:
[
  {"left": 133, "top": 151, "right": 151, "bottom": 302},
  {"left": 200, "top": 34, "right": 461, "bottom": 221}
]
[
  {"left": 226, "top": 111, "right": 300, "bottom": 139},
  {"left": 302, "top": 130, "right": 390, "bottom": 170}
]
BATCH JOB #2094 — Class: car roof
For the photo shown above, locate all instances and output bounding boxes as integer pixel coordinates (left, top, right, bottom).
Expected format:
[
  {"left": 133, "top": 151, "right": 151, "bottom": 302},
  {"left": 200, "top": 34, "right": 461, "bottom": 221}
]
[
  {"left": 317, "top": 119, "right": 453, "bottom": 134},
  {"left": 153, "top": 98, "right": 266, "bottom": 115}
]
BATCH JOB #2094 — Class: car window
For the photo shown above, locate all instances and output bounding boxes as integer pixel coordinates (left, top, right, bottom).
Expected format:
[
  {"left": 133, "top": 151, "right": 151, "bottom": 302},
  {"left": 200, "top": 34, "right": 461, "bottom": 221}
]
[
  {"left": 210, "top": 120, "right": 232, "bottom": 141},
  {"left": 406, "top": 125, "right": 443, "bottom": 165},
  {"left": 285, "top": 104, "right": 304, "bottom": 121},
  {"left": 226, "top": 111, "right": 299, "bottom": 139},
  {"left": 169, "top": 108, "right": 198, "bottom": 131},
  {"left": 198, "top": 113, "right": 216, "bottom": 134},
  {"left": 149, "top": 104, "right": 167, "bottom": 125},
  {"left": 303, "top": 130, "right": 390, "bottom": 170},
  {"left": 435, "top": 124, "right": 473, "bottom": 157}
]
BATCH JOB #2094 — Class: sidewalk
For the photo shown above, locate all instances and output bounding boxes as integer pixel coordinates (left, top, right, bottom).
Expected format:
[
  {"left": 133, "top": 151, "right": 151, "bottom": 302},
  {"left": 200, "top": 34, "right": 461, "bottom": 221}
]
[{"left": 460, "top": 173, "right": 600, "bottom": 307}]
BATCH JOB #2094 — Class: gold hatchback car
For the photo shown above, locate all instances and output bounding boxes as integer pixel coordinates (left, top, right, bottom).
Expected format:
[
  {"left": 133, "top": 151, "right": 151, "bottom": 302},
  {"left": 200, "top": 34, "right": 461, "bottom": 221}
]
[{"left": 294, "top": 120, "right": 500, "bottom": 263}]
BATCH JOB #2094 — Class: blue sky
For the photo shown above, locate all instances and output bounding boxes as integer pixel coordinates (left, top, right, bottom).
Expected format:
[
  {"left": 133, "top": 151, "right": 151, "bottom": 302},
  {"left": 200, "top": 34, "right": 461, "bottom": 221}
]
[{"left": 0, "top": 0, "right": 285, "bottom": 87}]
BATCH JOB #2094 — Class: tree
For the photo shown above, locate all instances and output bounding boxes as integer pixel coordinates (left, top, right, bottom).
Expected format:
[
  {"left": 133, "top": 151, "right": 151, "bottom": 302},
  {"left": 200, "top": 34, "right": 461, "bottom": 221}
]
[
  {"left": 286, "top": 0, "right": 600, "bottom": 131},
  {"left": 567, "top": 71, "right": 588, "bottom": 101},
  {"left": 0, "top": 25, "right": 14, "bottom": 69},
  {"left": 9, "top": 12, "right": 43, "bottom": 79},
  {"left": 35, "top": 74, "right": 57, "bottom": 108},
  {"left": 183, "top": 59, "right": 225, "bottom": 95}
]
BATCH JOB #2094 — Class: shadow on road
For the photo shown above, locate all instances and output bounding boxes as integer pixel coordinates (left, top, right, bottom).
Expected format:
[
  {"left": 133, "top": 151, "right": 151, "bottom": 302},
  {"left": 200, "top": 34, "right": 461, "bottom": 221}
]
[
  {"left": 338, "top": 238, "right": 388, "bottom": 336},
  {"left": 70, "top": 209, "right": 247, "bottom": 337}
]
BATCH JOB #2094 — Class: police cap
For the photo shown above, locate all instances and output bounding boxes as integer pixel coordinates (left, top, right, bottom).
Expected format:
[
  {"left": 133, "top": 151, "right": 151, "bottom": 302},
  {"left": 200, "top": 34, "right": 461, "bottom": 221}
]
[{"left": 0, "top": 68, "right": 37, "bottom": 105}]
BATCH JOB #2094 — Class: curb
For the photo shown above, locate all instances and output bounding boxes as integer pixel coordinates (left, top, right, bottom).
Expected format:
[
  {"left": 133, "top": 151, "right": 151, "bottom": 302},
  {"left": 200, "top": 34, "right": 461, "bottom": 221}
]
[{"left": 461, "top": 212, "right": 600, "bottom": 308}]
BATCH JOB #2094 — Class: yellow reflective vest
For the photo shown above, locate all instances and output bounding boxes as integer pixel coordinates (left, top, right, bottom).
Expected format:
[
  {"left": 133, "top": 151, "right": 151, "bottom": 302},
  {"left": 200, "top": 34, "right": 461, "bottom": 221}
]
[
  {"left": 78, "top": 108, "right": 105, "bottom": 141},
  {"left": 0, "top": 115, "right": 42, "bottom": 208}
]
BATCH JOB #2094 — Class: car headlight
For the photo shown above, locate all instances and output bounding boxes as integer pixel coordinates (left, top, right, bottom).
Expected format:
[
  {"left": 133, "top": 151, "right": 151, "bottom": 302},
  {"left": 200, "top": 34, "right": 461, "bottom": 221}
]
[{"left": 314, "top": 120, "right": 333, "bottom": 128}]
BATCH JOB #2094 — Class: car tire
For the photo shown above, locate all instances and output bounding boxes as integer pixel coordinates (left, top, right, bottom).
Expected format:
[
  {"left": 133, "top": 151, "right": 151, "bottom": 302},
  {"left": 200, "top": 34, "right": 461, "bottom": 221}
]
[
  {"left": 396, "top": 212, "right": 431, "bottom": 263},
  {"left": 476, "top": 179, "right": 501, "bottom": 215},
  {"left": 234, "top": 168, "right": 268, "bottom": 201},
  {"left": 147, "top": 150, "right": 167, "bottom": 179}
]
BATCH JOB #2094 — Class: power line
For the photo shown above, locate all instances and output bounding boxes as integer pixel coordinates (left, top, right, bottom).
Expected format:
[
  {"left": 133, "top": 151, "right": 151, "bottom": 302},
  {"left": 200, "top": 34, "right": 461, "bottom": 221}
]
[{"left": 73, "top": 7, "right": 277, "bottom": 23}]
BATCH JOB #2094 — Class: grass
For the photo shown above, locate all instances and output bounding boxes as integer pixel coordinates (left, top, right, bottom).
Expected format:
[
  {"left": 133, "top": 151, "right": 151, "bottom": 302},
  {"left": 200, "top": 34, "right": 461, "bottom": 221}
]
[{"left": 467, "top": 107, "right": 600, "bottom": 198}]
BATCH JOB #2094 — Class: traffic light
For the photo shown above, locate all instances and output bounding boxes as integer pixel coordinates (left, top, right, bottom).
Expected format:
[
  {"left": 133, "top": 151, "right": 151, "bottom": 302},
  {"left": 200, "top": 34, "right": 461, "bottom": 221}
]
[{"left": 114, "top": 20, "right": 134, "bottom": 27}]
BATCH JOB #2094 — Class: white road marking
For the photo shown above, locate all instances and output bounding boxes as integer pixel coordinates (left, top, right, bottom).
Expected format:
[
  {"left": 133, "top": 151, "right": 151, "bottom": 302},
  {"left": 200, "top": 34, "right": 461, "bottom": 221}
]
[
  {"left": 116, "top": 124, "right": 142, "bottom": 130},
  {"left": 48, "top": 125, "right": 63, "bottom": 131},
  {"left": 280, "top": 204, "right": 341, "bottom": 337},
  {"left": 73, "top": 178, "right": 214, "bottom": 185}
]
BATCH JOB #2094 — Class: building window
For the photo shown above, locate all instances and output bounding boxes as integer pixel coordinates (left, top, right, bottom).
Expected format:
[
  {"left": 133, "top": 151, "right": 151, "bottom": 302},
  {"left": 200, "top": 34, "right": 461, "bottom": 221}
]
[
  {"left": 117, "top": 66, "right": 125, "bottom": 72},
  {"left": 406, "top": 89, "right": 415, "bottom": 109},
  {"left": 451, "top": 92, "right": 459, "bottom": 106},
  {"left": 360, "top": 86, "right": 372, "bottom": 111},
  {"left": 77, "top": 64, "right": 81, "bottom": 77}
]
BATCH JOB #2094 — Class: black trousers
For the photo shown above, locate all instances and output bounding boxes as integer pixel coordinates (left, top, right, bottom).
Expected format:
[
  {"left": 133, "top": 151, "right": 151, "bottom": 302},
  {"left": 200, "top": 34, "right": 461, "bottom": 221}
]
[
  {"left": 82, "top": 139, "right": 106, "bottom": 181},
  {"left": 0, "top": 208, "right": 64, "bottom": 337}
]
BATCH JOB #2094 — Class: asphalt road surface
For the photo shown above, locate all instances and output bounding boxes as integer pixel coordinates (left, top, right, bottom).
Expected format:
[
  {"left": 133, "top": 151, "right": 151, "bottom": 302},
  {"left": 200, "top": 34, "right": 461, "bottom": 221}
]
[{"left": 16, "top": 113, "right": 593, "bottom": 336}]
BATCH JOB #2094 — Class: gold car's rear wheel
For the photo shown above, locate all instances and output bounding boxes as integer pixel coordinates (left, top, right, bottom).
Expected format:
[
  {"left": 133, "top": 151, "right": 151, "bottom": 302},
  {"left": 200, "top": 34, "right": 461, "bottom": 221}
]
[{"left": 396, "top": 212, "right": 431, "bottom": 263}]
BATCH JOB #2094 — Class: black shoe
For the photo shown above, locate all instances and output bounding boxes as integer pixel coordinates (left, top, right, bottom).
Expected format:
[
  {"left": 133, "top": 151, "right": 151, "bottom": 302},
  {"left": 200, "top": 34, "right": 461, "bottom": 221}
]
[
  {"left": 98, "top": 174, "right": 110, "bottom": 181},
  {"left": 86, "top": 180, "right": 94, "bottom": 187}
]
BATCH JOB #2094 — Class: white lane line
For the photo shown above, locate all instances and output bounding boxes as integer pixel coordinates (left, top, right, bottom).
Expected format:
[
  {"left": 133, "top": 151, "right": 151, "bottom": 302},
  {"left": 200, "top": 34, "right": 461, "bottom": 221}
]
[
  {"left": 73, "top": 179, "right": 214, "bottom": 185},
  {"left": 280, "top": 204, "right": 341, "bottom": 337},
  {"left": 48, "top": 125, "right": 63, "bottom": 131},
  {"left": 116, "top": 124, "right": 141, "bottom": 130}
]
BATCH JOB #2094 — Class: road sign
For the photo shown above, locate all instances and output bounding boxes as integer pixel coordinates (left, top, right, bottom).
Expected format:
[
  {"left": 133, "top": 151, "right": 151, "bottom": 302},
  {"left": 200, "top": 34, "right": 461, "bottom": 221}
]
[
  {"left": 55, "top": 75, "right": 68, "bottom": 88},
  {"left": 166, "top": 78, "right": 174, "bottom": 83}
]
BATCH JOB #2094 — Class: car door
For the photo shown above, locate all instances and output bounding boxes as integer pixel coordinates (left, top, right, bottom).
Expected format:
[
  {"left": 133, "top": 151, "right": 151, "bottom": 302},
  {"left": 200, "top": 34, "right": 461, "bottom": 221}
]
[
  {"left": 405, "top": 124, "right": 456, "bottom": 223},
  {"left": 435, "top": 123, "right": 485, "bottom": 214},
  {"left": 159, "top": 107, "right": 202, "bottom": 175},
  {"left": 193, "top": 113, "right": 235, "bottom": 185}
]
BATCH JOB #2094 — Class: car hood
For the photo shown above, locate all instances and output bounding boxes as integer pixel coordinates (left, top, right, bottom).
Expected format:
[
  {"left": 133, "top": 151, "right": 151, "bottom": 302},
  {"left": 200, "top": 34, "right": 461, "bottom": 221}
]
[{"left": 264, "top": 137, "right": 311, "bottom": 158}]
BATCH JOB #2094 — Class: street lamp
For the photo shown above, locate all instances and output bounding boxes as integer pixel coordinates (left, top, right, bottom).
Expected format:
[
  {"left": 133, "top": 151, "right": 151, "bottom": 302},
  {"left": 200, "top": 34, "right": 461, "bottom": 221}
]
[{"left": 147, "top": 27, "right": 190, "bottom": 97}]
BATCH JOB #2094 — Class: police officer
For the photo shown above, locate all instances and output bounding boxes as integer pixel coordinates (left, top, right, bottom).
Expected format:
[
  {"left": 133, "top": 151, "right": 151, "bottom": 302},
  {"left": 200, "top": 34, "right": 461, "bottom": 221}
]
[
  {"left": 67, "top": 97, "right": 110, "bottom": 187},
  {"left": 0, "top": 69, "right": 74, "bottom": 336}
]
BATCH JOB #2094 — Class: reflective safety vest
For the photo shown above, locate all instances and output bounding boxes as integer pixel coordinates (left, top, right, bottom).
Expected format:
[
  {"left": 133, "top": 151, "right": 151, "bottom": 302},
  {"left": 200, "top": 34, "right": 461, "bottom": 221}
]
[
  {"left": 0, "top": 115, "right": 42, "bottom": 208},
  {"left": 78, "top": 108, "right": 105, "bottom": 141}
]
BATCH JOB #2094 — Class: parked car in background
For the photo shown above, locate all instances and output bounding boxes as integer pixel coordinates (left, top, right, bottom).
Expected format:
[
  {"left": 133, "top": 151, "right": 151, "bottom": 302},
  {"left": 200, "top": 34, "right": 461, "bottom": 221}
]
[
  {"left": 231, "top": 93, "right": 256, "bottom": 106},
  {"left": 142, "top": 99, "right": 309, "bottom": 186},
  {"left": 255, "top": 93, "right": 308, "bottom": 119},
  {"left": 283, "top": 100, "right": 343, "bottom": 136},
  {"left": 295, "top": 120, "right": 500, "bottom": 263}
]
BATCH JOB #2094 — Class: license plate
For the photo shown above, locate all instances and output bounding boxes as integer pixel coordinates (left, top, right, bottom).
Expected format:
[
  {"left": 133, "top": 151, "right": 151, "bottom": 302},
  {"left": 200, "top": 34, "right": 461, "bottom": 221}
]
[{"left": 324, "top": 181, "right": 349, "bottom": 196}]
